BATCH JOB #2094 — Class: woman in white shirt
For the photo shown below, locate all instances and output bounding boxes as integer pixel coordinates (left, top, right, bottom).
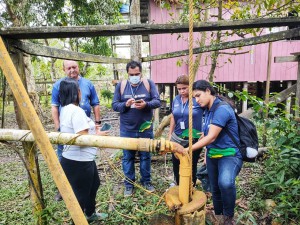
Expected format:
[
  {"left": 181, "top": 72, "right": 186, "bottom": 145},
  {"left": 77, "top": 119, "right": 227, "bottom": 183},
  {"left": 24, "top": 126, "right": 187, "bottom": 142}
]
[{"left": 59, "top": 78, "right": 108, "bottom": 222}]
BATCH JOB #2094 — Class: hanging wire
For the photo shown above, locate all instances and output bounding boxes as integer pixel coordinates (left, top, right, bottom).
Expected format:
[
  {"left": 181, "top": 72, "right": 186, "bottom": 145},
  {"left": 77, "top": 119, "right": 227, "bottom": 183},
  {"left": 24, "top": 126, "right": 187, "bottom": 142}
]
[{"left": 188, "top": 0, "right": 194, "bottom": 198}]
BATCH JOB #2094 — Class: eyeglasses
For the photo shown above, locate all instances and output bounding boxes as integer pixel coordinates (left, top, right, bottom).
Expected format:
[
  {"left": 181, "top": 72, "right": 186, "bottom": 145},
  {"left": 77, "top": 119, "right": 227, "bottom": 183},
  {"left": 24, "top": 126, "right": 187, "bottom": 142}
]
[{"left": 128, "top": 73, "right": 141, "bottom": 76}]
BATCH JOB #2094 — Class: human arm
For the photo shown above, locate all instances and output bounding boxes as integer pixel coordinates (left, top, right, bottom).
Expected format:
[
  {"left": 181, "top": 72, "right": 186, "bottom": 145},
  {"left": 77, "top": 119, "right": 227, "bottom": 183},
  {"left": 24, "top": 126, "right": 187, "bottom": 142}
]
[
  {"left": 93, "top": 105, "right": 101, "bottom": 122},
  {"left": 51, "top": 82, "right": 60, "bottom": 131},
  {"left": 88, "top": 83, "right": 100, "bottom": 121},
  {"left": 177, "top": 124, "right": 222, "bottom": 154},
  {"left": 51, "top": 106, "right": 60, "bottom": 131},
  {"left": 77, "top": 125, "right": 109, "bottom": 136},
  {"left": 144, "top": 80, "right": 161, "bottom": 109}
]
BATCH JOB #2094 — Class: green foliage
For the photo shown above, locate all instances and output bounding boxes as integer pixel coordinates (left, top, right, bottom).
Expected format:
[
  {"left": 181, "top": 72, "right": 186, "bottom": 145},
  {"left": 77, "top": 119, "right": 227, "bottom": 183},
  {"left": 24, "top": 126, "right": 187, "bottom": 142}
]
[
  {"left": 0, "top": 145, "right": 174, "bottom": 225},
  {"left": 250, "top": 146, "right": 300, "bottom": 224},
  {"left": 214, "top": 83, "right": 300, "bottom": 223},
  {"left": 100, "top": 89, "right": 113, "bottom": 103}
]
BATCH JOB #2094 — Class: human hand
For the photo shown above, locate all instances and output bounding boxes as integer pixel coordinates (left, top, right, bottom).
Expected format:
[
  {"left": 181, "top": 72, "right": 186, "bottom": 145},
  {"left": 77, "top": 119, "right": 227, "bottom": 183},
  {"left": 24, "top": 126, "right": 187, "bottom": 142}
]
[
  {"left": 97, "top": 130, "right": 109, "bottom": 136},
  {"left": 134, "top": 99, "right": 146, "bottom": 109},
  {"left": 172, "top": 143, "right": 187, "bottom": 155},
  {"left": 126, "top": 98, "right": 135, "bottom": 107}
]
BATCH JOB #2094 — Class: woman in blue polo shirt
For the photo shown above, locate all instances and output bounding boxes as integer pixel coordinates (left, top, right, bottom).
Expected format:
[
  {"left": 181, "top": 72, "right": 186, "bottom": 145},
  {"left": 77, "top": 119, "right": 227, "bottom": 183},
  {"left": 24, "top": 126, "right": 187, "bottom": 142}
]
[
  {"left": 176, "top": 80, "right": 243, "bottom": 225},
  {"left": 168, "top": 75, "right": 203, "bottom": 186}
]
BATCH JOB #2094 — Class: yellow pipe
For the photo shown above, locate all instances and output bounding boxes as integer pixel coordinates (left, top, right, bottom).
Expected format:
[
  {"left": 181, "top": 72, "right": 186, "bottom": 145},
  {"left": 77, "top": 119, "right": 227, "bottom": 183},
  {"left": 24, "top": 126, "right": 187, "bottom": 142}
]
[
  {"left": 0, "top": 37, "right": 88, "bottom": 225},
  {"left": 175, "top": 153, "right": 191, "bottom": 205}
]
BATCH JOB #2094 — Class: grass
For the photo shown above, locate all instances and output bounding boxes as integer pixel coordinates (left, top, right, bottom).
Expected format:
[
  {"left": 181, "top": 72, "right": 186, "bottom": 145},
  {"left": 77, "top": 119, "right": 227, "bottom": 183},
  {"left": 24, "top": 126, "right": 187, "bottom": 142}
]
[{"left": 0, "top": 144, "right": 176, "bottom": 225}]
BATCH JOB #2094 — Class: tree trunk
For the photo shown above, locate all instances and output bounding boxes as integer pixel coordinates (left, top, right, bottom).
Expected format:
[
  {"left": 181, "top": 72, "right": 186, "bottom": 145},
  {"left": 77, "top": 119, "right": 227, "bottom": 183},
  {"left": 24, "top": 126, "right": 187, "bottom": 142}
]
[
  {"left": 130, "top": 0, "right": 142, "bottom": 61},
  {"left": 208, "top": 0, "right": 222, "bottom": 82},
  {"left": 192, "top": 2, "right": 209, "bottom": 80},
  {"left": 10, "top": 48, "right": 46, "bottom": 225},
  {"left": 154, "top": 114, "right": 171, "bottom": 138},
  {"left": 44, "top": 39, "right": 57, "bottom": 81}
]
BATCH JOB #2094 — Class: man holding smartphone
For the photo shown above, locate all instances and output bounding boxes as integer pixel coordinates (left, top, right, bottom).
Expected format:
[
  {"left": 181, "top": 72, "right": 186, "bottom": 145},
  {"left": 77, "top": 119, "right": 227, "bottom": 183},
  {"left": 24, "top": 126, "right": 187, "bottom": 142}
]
[{"left": 112, "top": 61, "right": 161, "bottom": 197}]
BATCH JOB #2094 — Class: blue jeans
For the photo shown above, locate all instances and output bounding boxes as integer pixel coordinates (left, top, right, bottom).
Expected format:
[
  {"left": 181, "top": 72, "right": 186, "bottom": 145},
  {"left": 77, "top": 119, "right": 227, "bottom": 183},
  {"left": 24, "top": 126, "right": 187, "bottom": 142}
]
[
  {"left": 120, "top": 130, "right": 153, "bottom": 188},
  {"left": 206, "top": 155, "right": 243, "bottom": 217},
  {"left": 56, "top": 127, "right": 63, "bottom": 162},
  {"left": 57, "top": 144, "right": 63, "bottom": 162}
]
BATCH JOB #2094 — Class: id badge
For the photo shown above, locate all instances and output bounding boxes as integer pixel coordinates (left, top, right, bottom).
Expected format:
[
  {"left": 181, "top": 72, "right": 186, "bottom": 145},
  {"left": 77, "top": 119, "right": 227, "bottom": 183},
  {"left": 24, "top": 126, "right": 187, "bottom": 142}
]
[{"left": 180, "top": 122, "right": 185, "bottom": 129}]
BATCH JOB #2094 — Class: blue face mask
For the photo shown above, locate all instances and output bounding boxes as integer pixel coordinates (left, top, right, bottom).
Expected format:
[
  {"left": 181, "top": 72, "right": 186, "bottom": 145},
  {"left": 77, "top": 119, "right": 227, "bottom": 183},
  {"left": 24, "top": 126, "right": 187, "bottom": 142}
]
[{"left": 129, "top": 75, "right": 141, "bottom": 85}]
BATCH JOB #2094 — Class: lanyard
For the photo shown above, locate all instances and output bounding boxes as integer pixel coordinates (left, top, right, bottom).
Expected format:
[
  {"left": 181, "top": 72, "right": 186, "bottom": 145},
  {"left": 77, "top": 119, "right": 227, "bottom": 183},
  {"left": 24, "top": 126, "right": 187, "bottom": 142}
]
[
  {"left": 181, "top": 97, "right": 188, "bottom": 115},
  {"left": 129, "top": 82, "right": 141, "bottom": 98}
]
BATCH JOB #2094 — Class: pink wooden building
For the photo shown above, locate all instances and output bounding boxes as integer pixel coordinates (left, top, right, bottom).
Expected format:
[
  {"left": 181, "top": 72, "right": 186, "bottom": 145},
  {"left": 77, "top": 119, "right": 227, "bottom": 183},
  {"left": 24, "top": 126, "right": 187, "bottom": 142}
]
[{"left": 146, "top": 1, "right": 300, "bottom": 110}]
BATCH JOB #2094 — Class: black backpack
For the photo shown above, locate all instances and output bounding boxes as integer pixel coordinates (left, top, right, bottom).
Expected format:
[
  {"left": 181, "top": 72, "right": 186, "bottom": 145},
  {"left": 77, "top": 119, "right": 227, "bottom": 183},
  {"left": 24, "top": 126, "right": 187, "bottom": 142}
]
[{"left": 212, "top": 101, "right": 259, "bottom": 162}]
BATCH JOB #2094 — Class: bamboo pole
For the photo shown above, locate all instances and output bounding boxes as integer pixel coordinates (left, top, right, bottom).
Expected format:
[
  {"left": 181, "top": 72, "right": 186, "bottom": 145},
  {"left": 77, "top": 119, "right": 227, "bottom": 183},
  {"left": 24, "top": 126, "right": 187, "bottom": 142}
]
[
  {"left": 0, "top": 37, "right": 89, "bottom": 225},
  {"left": 0, "top": 129, "right": 177, "bottom": 153}
]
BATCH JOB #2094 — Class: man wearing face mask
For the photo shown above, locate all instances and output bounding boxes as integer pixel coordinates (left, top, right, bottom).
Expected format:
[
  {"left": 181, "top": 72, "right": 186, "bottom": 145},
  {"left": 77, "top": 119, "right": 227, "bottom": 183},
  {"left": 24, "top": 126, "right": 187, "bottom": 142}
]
[{"left": 112, "top": 61, "right": 161, "bottom": 197}]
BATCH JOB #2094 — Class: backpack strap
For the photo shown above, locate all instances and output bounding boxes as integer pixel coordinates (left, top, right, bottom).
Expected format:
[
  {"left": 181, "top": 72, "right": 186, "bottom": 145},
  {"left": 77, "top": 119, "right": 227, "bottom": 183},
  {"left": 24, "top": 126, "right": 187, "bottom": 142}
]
[
  {"left": 212, "top": 101, "right": 241, "bottom": 150},
  {"left": 223, "top": 119, "right": 241, "bottom": 149},
  {"left": 120, "top": 79, "right": 127, "bottom": 96},
  {"left": 120, "top": 78, "right": 150, "bottom": 96},
  {"left": 141, "top": 78, "right": 150, "bottom": 93}
]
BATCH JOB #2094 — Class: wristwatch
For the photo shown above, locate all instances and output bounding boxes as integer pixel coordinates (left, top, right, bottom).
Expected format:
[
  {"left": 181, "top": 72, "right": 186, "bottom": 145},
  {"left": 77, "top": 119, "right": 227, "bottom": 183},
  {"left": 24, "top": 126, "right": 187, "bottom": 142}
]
[{"left": 95, "top": 121, "right": 101, "bottom": 125}]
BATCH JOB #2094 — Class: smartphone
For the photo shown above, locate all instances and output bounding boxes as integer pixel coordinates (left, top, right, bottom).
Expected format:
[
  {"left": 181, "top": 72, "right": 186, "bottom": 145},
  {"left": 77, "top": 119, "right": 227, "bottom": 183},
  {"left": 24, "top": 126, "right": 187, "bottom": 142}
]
[
  {"left": 100, "top": 123, "right": 112, "bottom": 131},
  {"left": 135, "top": 99, "right": 143, "bottom": 103}
]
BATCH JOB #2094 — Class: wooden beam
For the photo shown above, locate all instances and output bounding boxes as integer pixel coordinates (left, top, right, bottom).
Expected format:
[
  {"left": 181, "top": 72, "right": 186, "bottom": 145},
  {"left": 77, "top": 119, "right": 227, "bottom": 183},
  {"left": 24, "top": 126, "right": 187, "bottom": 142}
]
[
  {"left": 8, "top": 39, "right": 130, "bottom": 64},
  {"left": 274, "top": 56, "right": 299, "bottom": 63},
  {"left": 7, "top": 29, "right": 300, "bottom": 64},
  {"left": 142, "top": 28, "right": 300, "bottom": 62},
  {"left": 240, "top": 84, "right": 297, "bottom": 119},
  {"left": 1, "top": 17, "right": 300, "bottom": 39}
]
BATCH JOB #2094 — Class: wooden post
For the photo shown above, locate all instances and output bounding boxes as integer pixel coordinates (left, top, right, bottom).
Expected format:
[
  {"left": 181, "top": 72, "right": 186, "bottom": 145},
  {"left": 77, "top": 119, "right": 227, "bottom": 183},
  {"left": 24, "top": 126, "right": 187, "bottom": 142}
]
[
  {"left": 130, "top": 0, "right": 142, "bottom": 61},
  {"left": 170, "top": 84, "right": 174, "bottom": 108},
  {"left": 286, "top": 81, "right": 292, "bottom": 117},
  {"left": 9, "top": 49, "right": 46, "bottom": 225},
  {"left": 296, "top": 61, "right": 300, "bottom": 118},
  {"left": 0, "top": 37, "right": 89, "bottom": 225},
  {"left": 153, "top": 85, "right": 160, "bottom": 130},
  {"left": 242, "top": 82, "right": 248, "bottom": 112},
  {"left": 263, "top": 42, "right": 272, "bottom": 146},
  {"left": 274, "top": 53, "right": 300, "bottom": 117}
]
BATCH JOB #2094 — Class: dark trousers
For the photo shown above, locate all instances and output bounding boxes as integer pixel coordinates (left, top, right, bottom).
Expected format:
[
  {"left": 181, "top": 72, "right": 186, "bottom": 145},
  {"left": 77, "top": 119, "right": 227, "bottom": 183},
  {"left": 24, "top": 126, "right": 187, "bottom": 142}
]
[
  {"left": 61, "top": 157, "right": 100, "bottom": 217},
  {"left": 172, "top": 140, "right": 202, "bottom": 186}
]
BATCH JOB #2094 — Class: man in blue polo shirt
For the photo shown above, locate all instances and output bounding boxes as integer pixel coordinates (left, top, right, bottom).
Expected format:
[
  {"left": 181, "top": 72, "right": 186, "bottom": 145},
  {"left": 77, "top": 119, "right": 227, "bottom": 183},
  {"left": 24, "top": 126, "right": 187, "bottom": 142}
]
[
  {"left": 112, "top": 61, "right": 161, "bottom": 197},
  {"left": 51, "top": 60, "right": 100, "bottom": 200}
]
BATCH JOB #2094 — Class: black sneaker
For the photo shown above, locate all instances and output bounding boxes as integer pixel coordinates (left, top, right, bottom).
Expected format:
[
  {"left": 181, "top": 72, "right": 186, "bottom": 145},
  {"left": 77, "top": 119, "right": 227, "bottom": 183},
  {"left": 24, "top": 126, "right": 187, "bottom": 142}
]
[
  {"left": 86, "top": 212, "right": 108, "bottom": 222},
  {"left": 142, "top": 183, "right": 155, "bottom": 193},
  {"left": 124, "top": 186, "right": 134, "bottom": 197}
]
